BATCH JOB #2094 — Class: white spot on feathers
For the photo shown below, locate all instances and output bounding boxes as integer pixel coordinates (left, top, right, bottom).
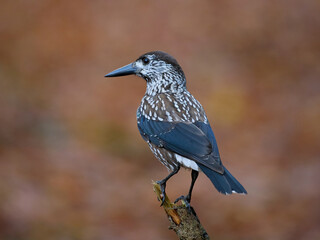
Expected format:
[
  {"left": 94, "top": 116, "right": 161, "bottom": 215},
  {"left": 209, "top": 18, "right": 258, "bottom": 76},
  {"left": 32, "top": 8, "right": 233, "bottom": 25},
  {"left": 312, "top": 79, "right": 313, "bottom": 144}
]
[{"left": 175, "top": 154, "right": 199, "bottom": 171}]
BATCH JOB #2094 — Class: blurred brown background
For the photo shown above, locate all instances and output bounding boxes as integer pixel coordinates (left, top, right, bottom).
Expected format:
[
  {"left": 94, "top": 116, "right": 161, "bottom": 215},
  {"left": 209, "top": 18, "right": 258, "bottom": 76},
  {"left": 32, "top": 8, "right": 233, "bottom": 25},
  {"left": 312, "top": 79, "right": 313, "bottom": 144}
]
[{"left": 1, "top": 1, "right": 319, "bottom": 240}]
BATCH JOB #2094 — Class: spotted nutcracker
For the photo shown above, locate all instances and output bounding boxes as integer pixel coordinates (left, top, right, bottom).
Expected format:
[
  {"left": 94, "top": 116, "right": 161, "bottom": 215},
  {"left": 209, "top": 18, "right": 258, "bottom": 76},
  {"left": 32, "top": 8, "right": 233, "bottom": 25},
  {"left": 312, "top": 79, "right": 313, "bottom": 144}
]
[{"left": 105, "top": 51, "right": 247, "bottom": 205}]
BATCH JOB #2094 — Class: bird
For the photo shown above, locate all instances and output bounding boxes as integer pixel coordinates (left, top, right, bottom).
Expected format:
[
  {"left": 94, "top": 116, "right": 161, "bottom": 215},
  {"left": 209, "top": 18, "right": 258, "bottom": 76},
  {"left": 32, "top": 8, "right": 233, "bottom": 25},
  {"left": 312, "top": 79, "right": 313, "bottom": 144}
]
[{"left": 105, "top": 51, "right": 247, "bottom": 205}]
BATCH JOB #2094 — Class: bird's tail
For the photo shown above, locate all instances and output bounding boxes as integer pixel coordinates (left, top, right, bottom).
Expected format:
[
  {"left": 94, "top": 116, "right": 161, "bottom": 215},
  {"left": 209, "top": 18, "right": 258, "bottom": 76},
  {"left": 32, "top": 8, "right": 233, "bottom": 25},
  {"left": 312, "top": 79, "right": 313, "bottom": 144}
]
[{"left": 199, "top": 165, "right": 247, "bottom": 194}]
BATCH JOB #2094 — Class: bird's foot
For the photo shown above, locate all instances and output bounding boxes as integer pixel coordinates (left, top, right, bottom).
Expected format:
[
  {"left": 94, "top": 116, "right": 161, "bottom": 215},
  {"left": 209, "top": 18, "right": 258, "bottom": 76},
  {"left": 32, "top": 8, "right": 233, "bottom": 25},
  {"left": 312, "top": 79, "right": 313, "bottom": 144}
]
[
  {"left": 174, "top": 195, "right": 191, "bottom": 209},
  {"left": 174, "top": 195, "right": 197, "bottom": 216},
  {"left": 156, "top": 180, "right": 166, "bottom": 206}
]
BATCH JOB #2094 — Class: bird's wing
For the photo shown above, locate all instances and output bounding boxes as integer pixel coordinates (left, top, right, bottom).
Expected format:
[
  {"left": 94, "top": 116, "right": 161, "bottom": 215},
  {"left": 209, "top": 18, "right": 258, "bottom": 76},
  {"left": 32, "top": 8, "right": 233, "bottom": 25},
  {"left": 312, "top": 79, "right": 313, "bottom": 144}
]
[{"left": 138, "top": 116, "right": 224, "bottom": 173}]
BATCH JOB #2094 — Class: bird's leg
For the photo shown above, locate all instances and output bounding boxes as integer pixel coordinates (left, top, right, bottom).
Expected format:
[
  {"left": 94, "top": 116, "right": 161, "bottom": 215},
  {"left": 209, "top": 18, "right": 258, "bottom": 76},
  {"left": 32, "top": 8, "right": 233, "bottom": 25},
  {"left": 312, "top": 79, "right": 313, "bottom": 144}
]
[
  {"left": 187, "top": 170, "right": 199, "bottom": 202},
  {"left": 175, "top": 170, "right": 199, "bottom": 206},
  {"left": 156, "top": 164, "right": 180, "bottom": 206}
]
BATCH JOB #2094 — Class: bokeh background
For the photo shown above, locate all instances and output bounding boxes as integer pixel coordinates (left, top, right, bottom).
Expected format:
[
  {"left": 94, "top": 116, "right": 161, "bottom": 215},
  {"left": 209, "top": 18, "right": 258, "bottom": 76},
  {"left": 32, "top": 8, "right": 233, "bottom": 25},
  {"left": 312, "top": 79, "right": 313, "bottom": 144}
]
[{"left": 1, "top": 1, "right": 319, "bottom": 239}]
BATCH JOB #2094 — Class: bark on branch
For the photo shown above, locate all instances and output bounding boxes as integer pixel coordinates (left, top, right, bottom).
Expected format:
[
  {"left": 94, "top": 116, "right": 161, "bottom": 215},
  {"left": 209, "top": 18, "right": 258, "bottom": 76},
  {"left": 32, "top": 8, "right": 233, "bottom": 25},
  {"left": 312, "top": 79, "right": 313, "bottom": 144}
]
[{"left": 152, "top": 181, "right": 210, "bottom": 240}]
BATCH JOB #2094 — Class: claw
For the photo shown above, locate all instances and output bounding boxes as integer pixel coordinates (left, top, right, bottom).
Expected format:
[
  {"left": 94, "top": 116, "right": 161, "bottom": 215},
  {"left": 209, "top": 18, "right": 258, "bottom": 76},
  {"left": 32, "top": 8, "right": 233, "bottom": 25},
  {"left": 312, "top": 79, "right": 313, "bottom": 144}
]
[
  {"left": 174, "top": 195, "right": 197, "bottom": 216},
  {"left": 155, "top": 165, "right": 181, "bottom": 207},
  {"left": 174, "top": 195, "right": 191, "bottom": 209},
  {"left": 175, "top": 194, "right": 191, "bottom": 203},
  {"left": 157, "top": 180, "right": 166, "bottom": 206}
]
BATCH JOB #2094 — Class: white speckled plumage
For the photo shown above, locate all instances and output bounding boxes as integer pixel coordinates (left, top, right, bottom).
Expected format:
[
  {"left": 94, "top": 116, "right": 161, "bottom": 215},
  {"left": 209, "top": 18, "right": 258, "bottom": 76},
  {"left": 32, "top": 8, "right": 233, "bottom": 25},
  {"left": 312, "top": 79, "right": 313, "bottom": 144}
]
[{"left": 134, "top": 52, "right": 208, "bottom": 172}]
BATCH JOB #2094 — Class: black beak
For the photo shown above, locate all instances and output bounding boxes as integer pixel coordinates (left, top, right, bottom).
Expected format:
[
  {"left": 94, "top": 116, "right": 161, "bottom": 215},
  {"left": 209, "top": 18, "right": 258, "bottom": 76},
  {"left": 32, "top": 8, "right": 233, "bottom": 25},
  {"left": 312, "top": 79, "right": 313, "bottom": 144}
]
[{"left": 104, "top": 63, "right": 137, "bottom": 77}]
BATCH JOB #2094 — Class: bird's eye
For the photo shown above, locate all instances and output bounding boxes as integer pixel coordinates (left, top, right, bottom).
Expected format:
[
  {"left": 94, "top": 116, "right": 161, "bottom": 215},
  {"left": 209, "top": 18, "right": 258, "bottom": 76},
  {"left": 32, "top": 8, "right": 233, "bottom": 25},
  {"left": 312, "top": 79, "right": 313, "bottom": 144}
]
[{"left": 142, "top": 57, "right": 150, "bottom": 64}]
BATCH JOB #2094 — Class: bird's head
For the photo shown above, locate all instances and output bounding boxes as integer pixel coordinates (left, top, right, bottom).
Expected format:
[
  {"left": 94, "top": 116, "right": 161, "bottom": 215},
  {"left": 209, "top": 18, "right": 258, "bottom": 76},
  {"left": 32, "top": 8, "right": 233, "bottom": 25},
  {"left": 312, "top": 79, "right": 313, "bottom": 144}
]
[{"left": 105, "top": 51, "right": 186, "bottom": 95}]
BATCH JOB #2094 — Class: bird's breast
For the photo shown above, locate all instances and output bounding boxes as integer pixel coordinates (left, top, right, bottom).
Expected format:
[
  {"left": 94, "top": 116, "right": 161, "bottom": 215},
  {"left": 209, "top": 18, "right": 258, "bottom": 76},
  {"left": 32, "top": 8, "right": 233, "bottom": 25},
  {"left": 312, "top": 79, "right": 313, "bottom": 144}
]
[{"left": 138, "top": 92, "right": 207, "bottom": 123}]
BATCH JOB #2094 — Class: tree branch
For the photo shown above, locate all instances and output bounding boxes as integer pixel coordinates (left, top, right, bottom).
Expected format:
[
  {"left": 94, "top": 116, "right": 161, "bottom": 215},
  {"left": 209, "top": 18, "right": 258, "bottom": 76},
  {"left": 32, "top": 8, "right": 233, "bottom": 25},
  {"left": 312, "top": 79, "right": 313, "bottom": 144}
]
[{"left": 152, "top": 181, "right": 210, "bottom": 240}]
